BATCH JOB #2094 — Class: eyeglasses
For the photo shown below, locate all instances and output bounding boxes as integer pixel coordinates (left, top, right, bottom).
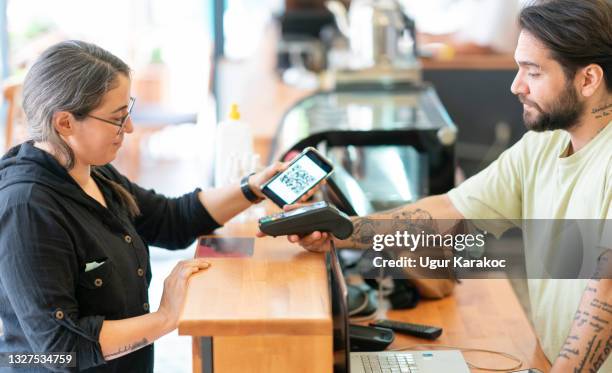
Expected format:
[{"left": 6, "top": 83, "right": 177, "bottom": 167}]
[{"left": 86, "top": 96, "right": 136, "bottom": 135}]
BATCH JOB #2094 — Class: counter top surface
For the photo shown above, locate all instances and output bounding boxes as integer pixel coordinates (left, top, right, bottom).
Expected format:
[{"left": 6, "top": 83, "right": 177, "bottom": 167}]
[{"left": 178, "top": 222, "right": 331, "bottom": 337}]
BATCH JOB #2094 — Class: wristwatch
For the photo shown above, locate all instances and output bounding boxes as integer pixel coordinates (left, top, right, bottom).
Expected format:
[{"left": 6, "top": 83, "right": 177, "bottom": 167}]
[{"left": 240, "top": 173, "right": 264, "bottom": 203}]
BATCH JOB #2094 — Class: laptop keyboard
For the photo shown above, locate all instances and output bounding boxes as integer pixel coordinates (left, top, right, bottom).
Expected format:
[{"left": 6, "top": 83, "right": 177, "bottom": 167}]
[{"left": 359, "top": 353, "right": 419, "bottom": 373}]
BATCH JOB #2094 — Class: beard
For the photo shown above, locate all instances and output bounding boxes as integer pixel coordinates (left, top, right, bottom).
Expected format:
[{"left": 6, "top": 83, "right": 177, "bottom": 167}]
[{"left": 519, "top": 82, "right": 584, "bottom": 132}]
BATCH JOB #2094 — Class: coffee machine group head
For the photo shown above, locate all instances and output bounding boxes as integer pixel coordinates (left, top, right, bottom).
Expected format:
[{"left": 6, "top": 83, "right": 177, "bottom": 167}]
[{"left": 325, "top": 0, "right": 417, "bottom": 70}]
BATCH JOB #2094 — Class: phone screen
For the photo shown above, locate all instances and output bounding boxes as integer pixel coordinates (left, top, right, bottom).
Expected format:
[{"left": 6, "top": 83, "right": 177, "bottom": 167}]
[{"left": 262, "top": 149, "right": 333, "bottom": 206}]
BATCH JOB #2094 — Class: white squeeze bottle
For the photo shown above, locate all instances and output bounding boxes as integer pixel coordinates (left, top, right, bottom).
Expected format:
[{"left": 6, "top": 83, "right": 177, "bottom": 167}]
[{"left": 214, "top": 103, "right": 254, "bottom": 187}]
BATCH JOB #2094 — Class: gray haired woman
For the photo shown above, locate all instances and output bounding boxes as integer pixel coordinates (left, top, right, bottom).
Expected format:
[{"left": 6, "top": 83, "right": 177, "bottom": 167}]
[{"left": 0, "top": 40, "right": 307, "bottom": 372}]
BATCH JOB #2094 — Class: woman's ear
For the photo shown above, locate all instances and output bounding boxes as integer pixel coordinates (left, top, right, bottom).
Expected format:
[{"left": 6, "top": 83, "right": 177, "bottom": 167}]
[
  {"left": 52, "top": 111, "right": 76, "bottom": 136},
  {"left": 579, "top": 63, "right": 604, "bottom": 98}
]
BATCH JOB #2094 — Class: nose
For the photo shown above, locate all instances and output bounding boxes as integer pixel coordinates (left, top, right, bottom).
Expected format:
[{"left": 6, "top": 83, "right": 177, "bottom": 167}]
[
  {"left": 510, "top": 71, "right": 528, "bottom": 96},
  {"left": 123, "top": 116, "right": 135, "bottom": 134}
]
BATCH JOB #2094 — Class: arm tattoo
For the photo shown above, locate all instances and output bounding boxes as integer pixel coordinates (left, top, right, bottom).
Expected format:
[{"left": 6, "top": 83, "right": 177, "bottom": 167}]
[
  {"left": 557, "top": 276, "right": 612, "bottom": 372},
  {"left": 347, "top": 208, "right": 436, "bottom": 249},
  {"left": 347, "top": 206, "right": 466, "bottom": 250},
  {"left": 593, "top": 248, "right": 611, "bottom": 280},
  {"left": 104, "top": 338, "right": 149, "bottom": 360}
]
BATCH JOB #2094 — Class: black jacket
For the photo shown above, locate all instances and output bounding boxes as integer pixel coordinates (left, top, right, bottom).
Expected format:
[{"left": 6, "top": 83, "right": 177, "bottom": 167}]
[{"left": 0, "top": 142, "right": 220, "bottom": 372}]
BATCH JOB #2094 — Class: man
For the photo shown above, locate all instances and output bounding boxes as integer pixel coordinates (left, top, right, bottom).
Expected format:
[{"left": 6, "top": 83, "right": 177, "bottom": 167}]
[{"left": 288, "top": 0, "right": 612, "bottom": 371}]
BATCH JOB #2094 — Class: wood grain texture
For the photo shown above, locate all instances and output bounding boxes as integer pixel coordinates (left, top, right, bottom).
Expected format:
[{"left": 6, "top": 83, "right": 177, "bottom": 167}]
[
  {"left": 385, "top": 279, "right": 551, "bottom": 372},
  {"left": 181, "top": 222, "right": 333, "bottom": 373},
  {"left": 212, "top": 335, "right": 332, "bottom": 373},
  {"left": 179, "top": 234, "right": 331, "bottom": 337}
]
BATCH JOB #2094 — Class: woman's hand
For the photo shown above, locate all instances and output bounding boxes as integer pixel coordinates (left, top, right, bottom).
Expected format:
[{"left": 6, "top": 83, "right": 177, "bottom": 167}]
[
  {"left": 256, "top": 203, "right": 333, "bottom": 253},
  {"left": 248, "top": 162, "right": 286, "bottom": 200},
  {"left": 156, "top": 258, "right": 211, "bottom": 331},
  {"left": 248, "top": 162, "right": 325, "bottom": 202}
]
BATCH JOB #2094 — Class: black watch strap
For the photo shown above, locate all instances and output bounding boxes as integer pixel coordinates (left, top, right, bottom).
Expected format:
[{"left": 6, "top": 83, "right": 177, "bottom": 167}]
[{"left": 240, "top": 173, "right": 264, "bottom": 203}]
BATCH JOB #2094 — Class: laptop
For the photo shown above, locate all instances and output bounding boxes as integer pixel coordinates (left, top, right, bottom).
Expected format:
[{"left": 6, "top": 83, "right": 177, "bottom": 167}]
[{"left": 329, "top": 244, "right": 470, "bottom": 373}]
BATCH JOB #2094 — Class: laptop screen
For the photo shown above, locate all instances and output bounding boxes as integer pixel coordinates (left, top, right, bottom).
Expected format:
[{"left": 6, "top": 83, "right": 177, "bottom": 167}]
[{"left": 329, "top": 245, "right": 350, "bottom": 373}]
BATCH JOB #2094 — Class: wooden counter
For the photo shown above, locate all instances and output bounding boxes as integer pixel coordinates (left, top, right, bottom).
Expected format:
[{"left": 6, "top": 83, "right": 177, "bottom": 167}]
[
  {"left": 179, "top": 219, "right": 551, "bottom": 372},
  {"left": 421, "top": 54, "right": 517, "bottom": 70},
  {"left": 178, "top": 221, "right": 333, "bottom": 373},
  {"left": 386, "top": 279, "right": 551, "bottom": 372}
]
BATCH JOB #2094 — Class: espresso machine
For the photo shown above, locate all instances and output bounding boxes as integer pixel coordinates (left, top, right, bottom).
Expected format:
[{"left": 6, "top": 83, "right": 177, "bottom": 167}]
[
  {"left": 271, "top": 0, "right": 456, "bottom": 216},
  {"left": 271, "top": 84, "right": 456, "bottom": 215},
  {"left": 324, "top": 0, "right": 421, "bottom": 87}
]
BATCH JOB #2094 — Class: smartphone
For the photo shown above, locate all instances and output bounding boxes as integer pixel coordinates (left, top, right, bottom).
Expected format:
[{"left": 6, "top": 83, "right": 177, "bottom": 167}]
[
  {"left": 510, "top": 369, "right": 544, "bottom": 373},
  {"left": 261, "top": 147, "right": 334, "bottom": 207}
]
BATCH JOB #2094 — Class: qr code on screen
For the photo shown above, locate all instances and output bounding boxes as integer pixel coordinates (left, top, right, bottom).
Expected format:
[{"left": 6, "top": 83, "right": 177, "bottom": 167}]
[{"left": 279, "top": 164, "right": 316, "bottom": 195}]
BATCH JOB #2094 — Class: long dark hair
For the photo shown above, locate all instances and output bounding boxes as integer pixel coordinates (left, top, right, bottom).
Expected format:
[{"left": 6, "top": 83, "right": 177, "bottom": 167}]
[
  {"left": 22, "top": 40, "right": 140, "bottom": 217},
  {"left": 519, "top": 0, "right": 612, "bottom": 92}
]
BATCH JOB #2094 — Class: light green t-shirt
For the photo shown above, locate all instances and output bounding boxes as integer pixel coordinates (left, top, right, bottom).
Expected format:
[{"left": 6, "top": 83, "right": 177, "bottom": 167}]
[{"left": 448, "top": 121, "right": 612, "bottom": 371}]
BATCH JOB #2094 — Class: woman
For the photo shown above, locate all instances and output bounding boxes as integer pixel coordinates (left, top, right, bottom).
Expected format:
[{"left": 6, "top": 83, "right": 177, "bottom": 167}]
[{"left": 0, "top": 40, "right": 301, "bottom": 372}]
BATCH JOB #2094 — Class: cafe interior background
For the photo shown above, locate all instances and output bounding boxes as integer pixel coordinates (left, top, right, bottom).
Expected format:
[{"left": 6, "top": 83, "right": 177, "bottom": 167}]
[{"left": 0, "top": 0, "right": 527, "bottom": 371}]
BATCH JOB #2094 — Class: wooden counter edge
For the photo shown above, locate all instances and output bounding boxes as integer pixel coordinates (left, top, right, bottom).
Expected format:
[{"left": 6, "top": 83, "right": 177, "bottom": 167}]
[{"left": 178, "top": 317, "right": 332, "bottom": 337}]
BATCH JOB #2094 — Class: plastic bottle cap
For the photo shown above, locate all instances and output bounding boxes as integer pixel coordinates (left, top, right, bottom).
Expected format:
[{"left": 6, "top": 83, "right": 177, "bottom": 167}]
[{"left": 229, "top": 103, "right": 241, "bottom": 121}]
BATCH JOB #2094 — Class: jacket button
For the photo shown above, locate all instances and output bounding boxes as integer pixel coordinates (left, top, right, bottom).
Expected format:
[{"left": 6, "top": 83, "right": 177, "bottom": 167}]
[
  {"left": 143, "top": 302, "right": 149, "bottom": 311},
  {"left": 55, "top": 310, "right": 64, "bottom": 320},
  {"left": 137, "top": 268, "right": 144, "bottom": 277},
  {"left": 94, "top": 278, "right": 103, "bottom": 287},
  {"left": 124, "top": 235, "right": 132, "bottom": 244}
]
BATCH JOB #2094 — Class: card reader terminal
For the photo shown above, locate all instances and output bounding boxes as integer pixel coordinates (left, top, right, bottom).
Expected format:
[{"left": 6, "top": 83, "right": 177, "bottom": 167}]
[{"left": 258, "top": 201, "right": 354, "bottom": 239}]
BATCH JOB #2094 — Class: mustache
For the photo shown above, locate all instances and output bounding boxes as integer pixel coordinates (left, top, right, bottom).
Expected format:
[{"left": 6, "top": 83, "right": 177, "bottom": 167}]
[{"left": 518, "top": 95, "right": 540, "bottom": 109}]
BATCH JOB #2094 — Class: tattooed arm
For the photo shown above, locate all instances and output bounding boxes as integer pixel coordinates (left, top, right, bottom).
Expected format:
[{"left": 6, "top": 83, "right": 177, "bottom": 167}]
[
  {"left": 288, "top": 194, "right": 464, "bottom": 252},
  {"left": 99, "top": 313, "right": 171, "bottom": 360},
  {"left": 551, "top": 249, "right": 612, "bottom": 373}
]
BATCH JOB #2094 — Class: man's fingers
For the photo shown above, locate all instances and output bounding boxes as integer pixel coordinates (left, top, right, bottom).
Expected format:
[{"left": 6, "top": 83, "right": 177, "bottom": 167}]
[
  {"left": 287, "top": 232, "right": 322, "bottom": 245},
  {"left": 304, "top": 242, "right": 329, "bottom": 253},
  {"left": 299, "top": 189, "right": 316, "bottom": 202},
  {"left": 284, "top": 203, "right": 308, "bottom": 211},
  {"left": 300, "top": 231, "right": 322, "bottom": 246}
]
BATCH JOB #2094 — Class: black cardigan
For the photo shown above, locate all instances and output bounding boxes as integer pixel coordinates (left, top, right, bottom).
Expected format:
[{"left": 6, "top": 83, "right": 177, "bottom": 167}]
[{"left": 0, "top": 142, "right": 220, "bottom": 372}]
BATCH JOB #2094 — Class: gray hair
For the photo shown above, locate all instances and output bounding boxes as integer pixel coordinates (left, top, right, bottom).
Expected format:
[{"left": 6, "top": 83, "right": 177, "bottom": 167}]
[
  {"left": 22, "top": 40, "right": 130, "bottom": 169},
  {"left": 22, "top": 40, "right": 140, "bottom": 217}
]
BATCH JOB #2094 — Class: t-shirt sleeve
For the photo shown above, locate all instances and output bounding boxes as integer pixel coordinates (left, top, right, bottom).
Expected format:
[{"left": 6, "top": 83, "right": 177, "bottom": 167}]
[
  {"left": 447, "top": 134, "right": 525, "bottom": 237},
  {"left": 597, "top": 163, "right": 612, "bottom": 278}
]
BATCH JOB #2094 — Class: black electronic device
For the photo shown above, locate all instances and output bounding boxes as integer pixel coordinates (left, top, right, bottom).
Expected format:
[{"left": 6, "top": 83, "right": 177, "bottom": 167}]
[
  {"left": 369, "top": 319, "right": 443, "bottom": 340},
  {"left": 261, "top": 147, "right": 334, "bottom": 207},
  {"left": 258, "top": 201, "right": 353, "bottom": 239},
  {"left": 349, "top": 324, "right": 395, "bottom": 352},
  {"left": 509, "top": 370, "right": 544, "bottom": 373}
]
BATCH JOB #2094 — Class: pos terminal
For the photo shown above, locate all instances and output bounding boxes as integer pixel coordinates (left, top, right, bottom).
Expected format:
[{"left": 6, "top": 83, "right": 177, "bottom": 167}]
[{"left": 258, "top": 201, "right": 354, "bottom": 240}]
